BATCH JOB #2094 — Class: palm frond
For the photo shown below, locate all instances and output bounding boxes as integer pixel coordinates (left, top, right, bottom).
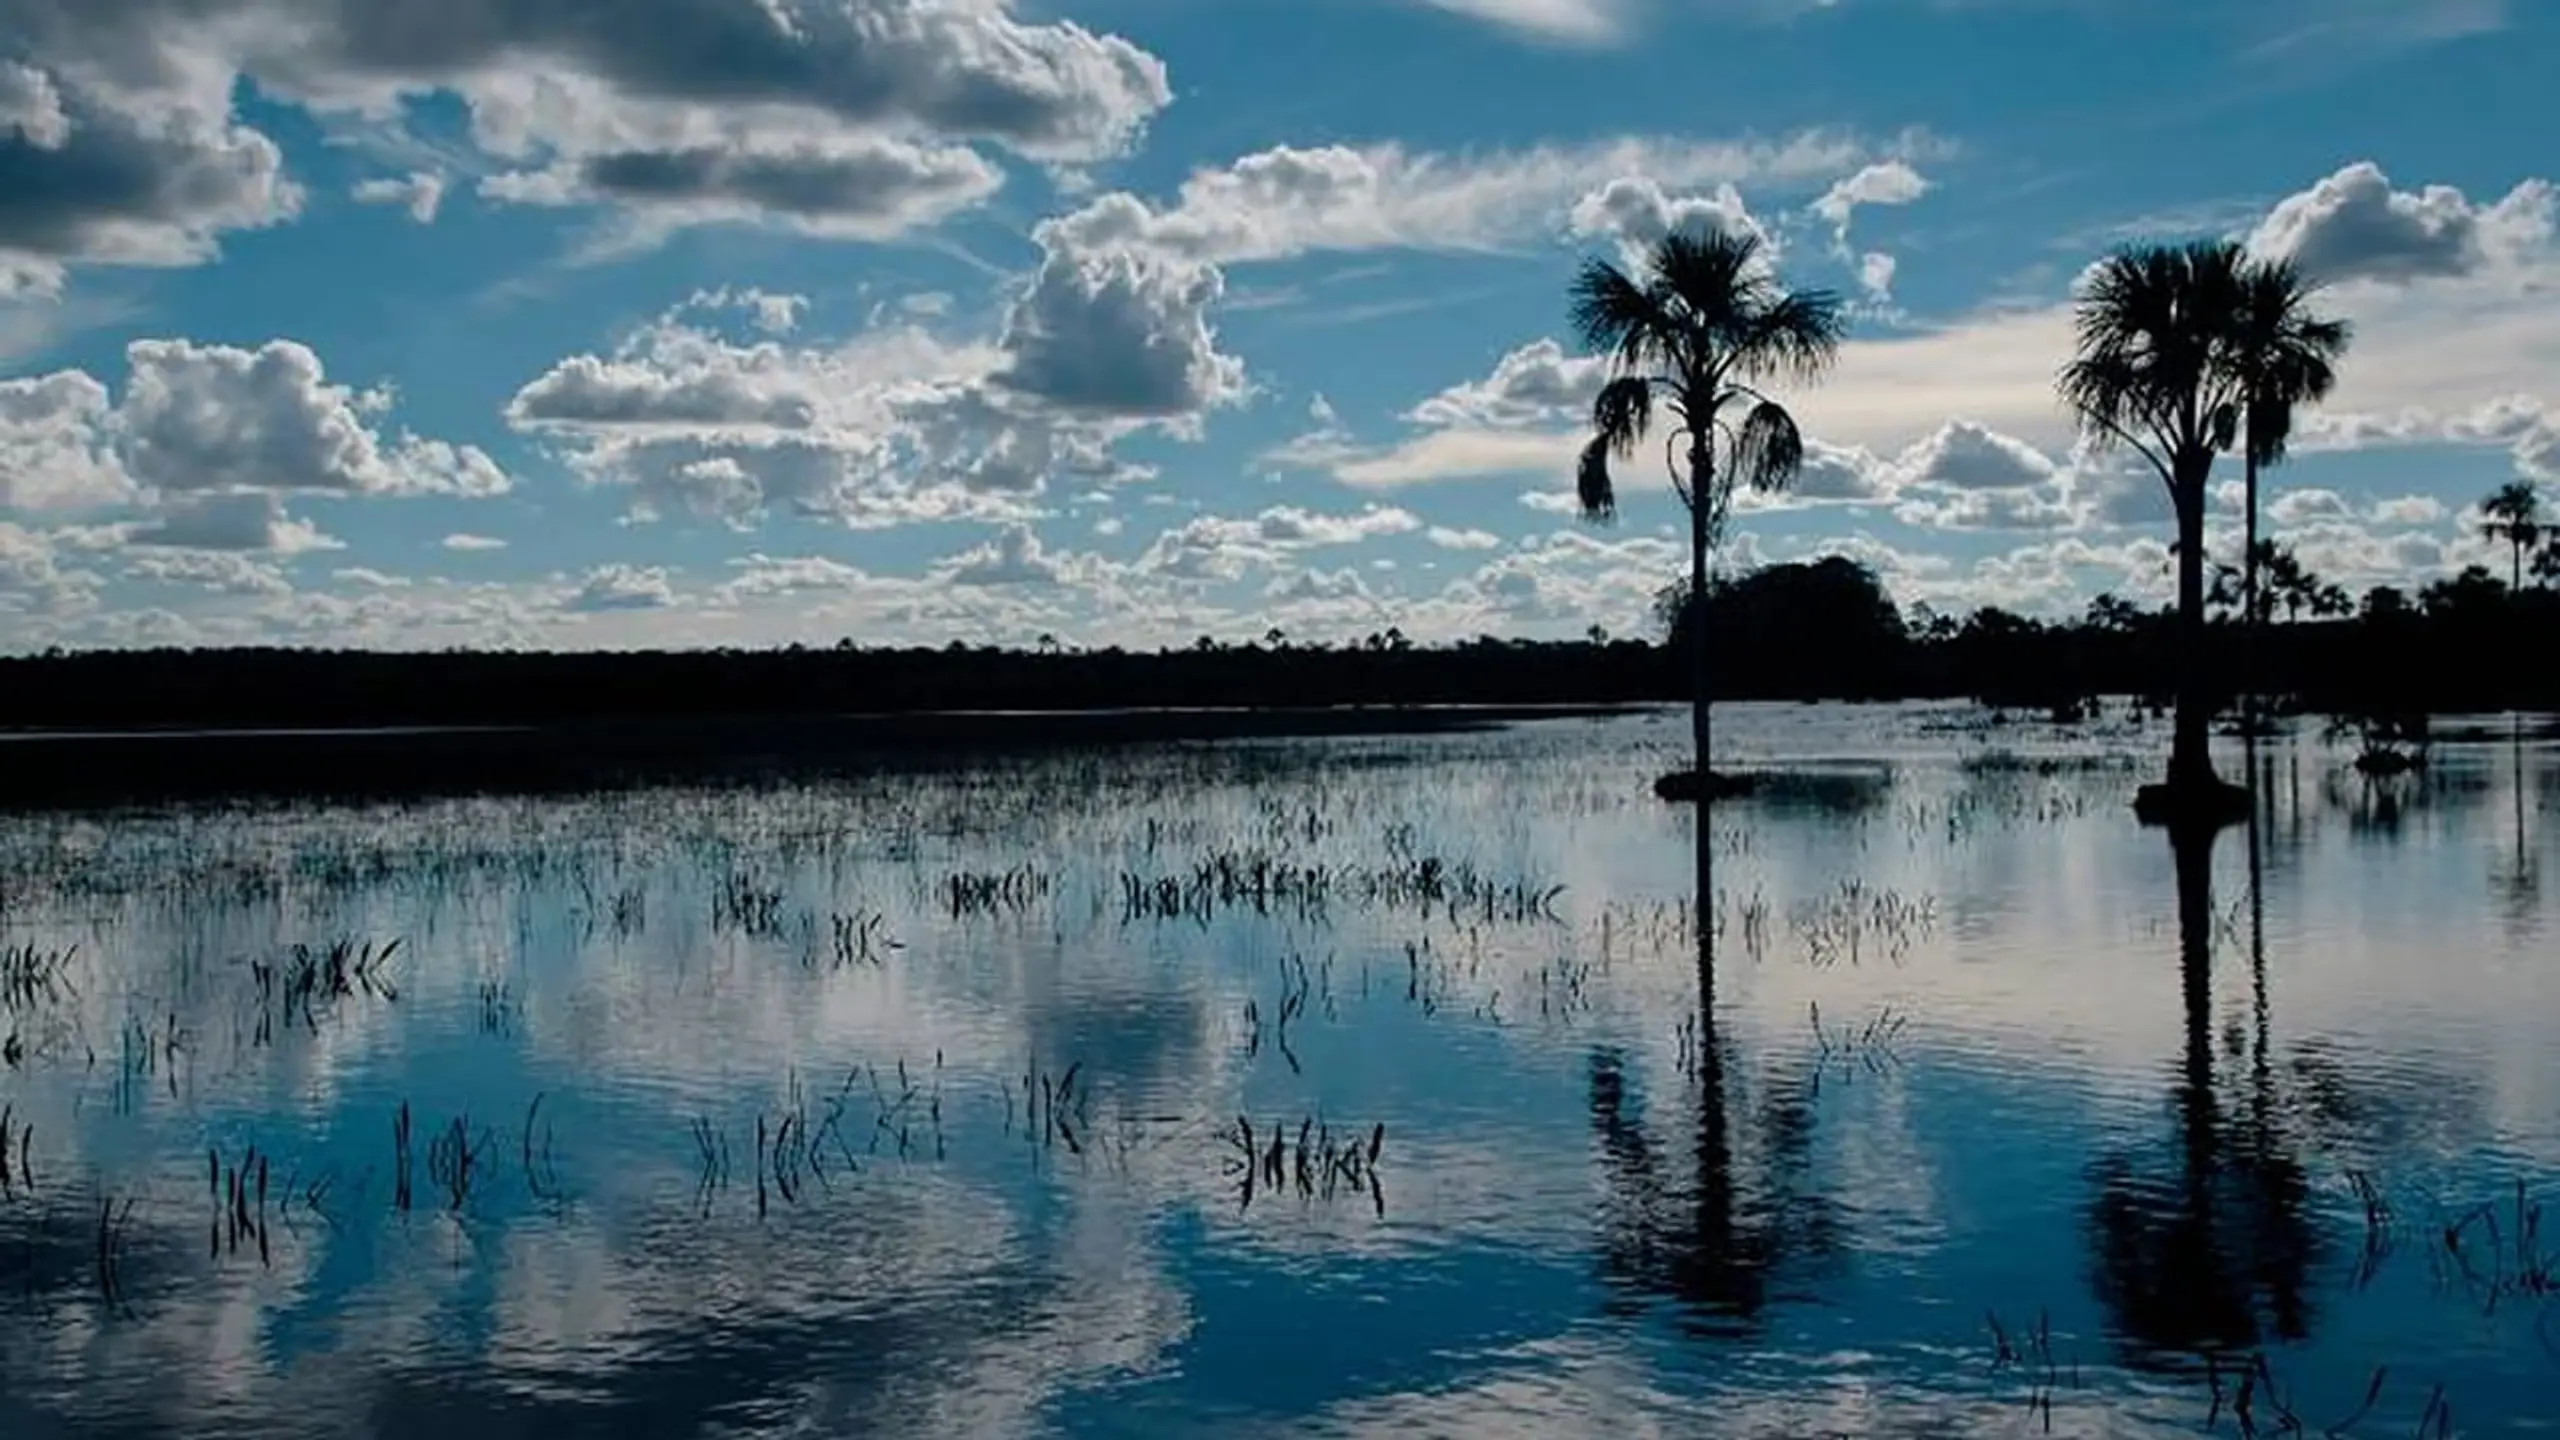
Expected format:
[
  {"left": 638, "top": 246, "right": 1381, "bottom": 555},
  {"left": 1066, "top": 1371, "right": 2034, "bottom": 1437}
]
[
  {"left": 1647, "top": 229, "right": 1776, "bottom": 331},
  {"left": 2232, "top": 256, "right": 2352, "bottom": 468},
  {"left": 1570, "top": 259, "right": 1675, "bottom": 372},
  {"left": 1591, "top": 376, "right": 1654, "bottom": 459},
  {"left": 1730, "top": 399, "right": 1806, "bottom": 494},
  {"left": 1576, "top": 437, "right": 1619, "bottom": 522},
  {"left": 1733, "top": 289, "right": 1849, "bottom": 384}
]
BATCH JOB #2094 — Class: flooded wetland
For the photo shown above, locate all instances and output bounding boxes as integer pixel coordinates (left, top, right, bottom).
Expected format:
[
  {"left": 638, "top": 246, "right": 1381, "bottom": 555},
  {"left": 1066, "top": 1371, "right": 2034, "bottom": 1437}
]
[{"left": 0, "top": 703, "right": 2554, "bottom": 1438}]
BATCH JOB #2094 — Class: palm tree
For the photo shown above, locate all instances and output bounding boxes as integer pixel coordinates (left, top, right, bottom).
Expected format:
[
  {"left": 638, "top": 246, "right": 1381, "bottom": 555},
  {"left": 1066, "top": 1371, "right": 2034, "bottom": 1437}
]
[
  {"left": 2059, "top": 239, "right": 2259, "bottom": 824},
  {"left": 2227, "top": 262, "right": 2350, "bottom": 715},
  {"left": 2481, "top": 480, "right": 2545, "bottom": 592},
  {"left": 1568, "top": 229, "right": 1847, "bottom": 834}
]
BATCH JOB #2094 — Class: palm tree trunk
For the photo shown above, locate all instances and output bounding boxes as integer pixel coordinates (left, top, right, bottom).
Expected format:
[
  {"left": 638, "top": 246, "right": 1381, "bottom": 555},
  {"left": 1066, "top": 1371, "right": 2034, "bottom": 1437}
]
[
  {"left": 2242, "top": 452, "right": 2261, "bottom": 724},
  {"left": 2170, "top": 482, "right": 2221, "bottom": 792},
  {"left": 1687, "top": 435, "right": 1714, "bottom": 917},
  {"left": 2513, "top": 540, "right": 2524, "bottom": 595}
]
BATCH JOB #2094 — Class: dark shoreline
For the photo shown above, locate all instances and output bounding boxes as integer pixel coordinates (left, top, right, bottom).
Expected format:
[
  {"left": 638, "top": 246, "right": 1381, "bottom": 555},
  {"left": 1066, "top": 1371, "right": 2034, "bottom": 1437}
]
[{"left": 0, "top": 703, "right": 1660, "bottom": 812}]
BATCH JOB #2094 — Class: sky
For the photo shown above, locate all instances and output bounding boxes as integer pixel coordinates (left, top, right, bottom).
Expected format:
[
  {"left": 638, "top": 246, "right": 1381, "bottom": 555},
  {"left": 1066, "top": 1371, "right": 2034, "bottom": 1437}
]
[{"left": 2, "top": 0, "right": 2555, "bottom": 653}]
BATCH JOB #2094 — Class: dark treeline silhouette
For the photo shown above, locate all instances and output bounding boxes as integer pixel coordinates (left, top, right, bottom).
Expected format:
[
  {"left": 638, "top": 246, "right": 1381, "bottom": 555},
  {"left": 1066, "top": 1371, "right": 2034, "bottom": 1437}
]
[
  {"left": 7, "top": 554, "right": 2560, "bottom": 738},
  {"left": 0, "top": 633, "right": 1670, "bottom": 733}
]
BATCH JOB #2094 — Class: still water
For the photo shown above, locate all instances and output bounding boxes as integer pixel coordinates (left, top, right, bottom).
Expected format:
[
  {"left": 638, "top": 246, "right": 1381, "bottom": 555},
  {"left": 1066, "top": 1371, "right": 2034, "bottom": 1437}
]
[{"left": 0, "top": 703, "right": 2553, "bottom": 1438}]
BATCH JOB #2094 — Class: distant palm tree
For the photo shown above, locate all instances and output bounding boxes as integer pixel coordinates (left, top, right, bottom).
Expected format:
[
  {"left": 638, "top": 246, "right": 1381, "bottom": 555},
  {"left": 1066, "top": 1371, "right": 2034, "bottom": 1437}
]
[
  {"left": 2481, "top": 480, "right": 2546, "bottom": 592},
  {"left": 2060, "top": 240, "right": 2258, "bottom": 821},
  {"left": 1568, "top": 229, "right": 1847, "bottom": 831},
  {"left": 2227, "top": 262, "right": 2350, "bottom": 707}
]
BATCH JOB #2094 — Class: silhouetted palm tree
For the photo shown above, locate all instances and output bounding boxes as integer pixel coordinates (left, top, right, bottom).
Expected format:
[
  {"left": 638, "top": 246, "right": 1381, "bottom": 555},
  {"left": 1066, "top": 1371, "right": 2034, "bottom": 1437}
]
[
  {"left": 1569, "top": 229, "right": 1847, "bottom": 840},
  {"left": 2060, "top": 240, "right": 2257, "bottom": 821},
  {"left": 2228, "top": 261, "right": 2351, "bottom": 711},
  {"left": 2481, "top": 481, "right": 2546, "bottom": 592}
]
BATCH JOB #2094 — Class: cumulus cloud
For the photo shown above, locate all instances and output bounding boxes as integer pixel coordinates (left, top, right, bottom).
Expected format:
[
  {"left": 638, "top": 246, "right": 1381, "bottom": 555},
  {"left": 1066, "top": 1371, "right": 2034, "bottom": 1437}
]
[
  {"left": 0, "top": 518, "right": 94, "bottom": 613},
  {"left": 0, "top": 369, "right": 131, "bottom": 510},
  {"left": 442, "top": 532, "right": 509, "bottom": 551},
  {"left": 117, "top": 338, "right": 509, "bottom": 499},
  {"left": 565, "top": 563, "right": 677, "bottom": 612},
  {"left": 120, "top": 545, "right": 295, "bottom": 595},
  {"left": 1, "top": 0, "right": 1174, "bottom": 266},
  {"left": 125, "top": 489, "right": 340, "bottom": 553},
  {"left": 480, "top": 135, "right": 1002, "bottom": 243},
  {"left": 937, "top": 522, "right": 1077, "bottom": 587},
  {"left": 993, "top": 222, "right": 1246, "bottom": 419},
  {"left": 1405, "top": 339, "right": 1606, "bottom": 430},
  {"left": 512, "top": 262, "right": 1241, "bottom": 534},
  {"left": 2245, "top": 161, "right": 2554, "bottom": 285},
  {"left": 2, "top": 337, "right": 504, "bottom": 554},
  {"left": 1041, "top": 132, "right": 1894, "bottom": 268},
  {"left": 1566, "top": 176, "right": 1767, "bottom": 267},
  {"left": 0, "top": 88, "right": 301, "bottom": 295}
]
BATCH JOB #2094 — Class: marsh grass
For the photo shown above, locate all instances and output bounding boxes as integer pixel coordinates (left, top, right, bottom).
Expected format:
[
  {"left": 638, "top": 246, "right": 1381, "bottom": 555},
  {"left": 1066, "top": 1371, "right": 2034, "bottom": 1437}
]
[
  {"left": 942, "top": 865, "right": 1052, "bottom": 918},
  {"left": 1790, "top": 879, "right": 1936, "bottom": 966},
  {"left": 251, "top": 937, "right": 400, "bottom": 1044},
  {"left": 0, "top": 1104, "right": 31, "bottom": 1197},
  {"left": 207, "top": 1142, "right": 272, "bottom": 1267},
  {"left": 1221, "top": 1114, "right": 1386, "bottom": 1217}
]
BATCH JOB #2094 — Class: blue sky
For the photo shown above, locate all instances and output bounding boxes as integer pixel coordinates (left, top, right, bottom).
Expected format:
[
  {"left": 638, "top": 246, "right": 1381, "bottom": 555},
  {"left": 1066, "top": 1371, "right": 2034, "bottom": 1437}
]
[{"left": 2, "top": 0, "right": 2554, "bottom": 651}]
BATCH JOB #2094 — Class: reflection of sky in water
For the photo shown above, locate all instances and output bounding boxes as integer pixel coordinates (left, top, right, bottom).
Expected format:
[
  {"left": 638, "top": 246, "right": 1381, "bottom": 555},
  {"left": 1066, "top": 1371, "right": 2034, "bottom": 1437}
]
[{"left": 0, "top": 704, "right": 2554, "bottom": 1437}]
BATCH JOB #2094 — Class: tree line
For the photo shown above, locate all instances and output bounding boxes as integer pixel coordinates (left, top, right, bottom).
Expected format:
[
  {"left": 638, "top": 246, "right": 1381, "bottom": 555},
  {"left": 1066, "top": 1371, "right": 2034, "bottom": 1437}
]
[{"left": 5, "top": 548, "right": 2556, "bottom": 732}]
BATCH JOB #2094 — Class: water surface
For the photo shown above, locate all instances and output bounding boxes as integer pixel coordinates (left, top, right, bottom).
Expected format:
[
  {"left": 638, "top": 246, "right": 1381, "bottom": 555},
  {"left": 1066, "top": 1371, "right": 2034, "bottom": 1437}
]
[{"left": 1, "top": 703, "right": 2553, "bottom": 1437}]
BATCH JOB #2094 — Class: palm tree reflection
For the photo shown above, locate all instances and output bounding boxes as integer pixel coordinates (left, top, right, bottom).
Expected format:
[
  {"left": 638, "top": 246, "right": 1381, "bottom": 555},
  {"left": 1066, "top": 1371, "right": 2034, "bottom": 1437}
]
[
  {"left": 1587, "top": 915, "right": 1840, "bottom": 1336},
  {"left": 2086, "top": 816, "right": 2321, "bottom": 1363}
]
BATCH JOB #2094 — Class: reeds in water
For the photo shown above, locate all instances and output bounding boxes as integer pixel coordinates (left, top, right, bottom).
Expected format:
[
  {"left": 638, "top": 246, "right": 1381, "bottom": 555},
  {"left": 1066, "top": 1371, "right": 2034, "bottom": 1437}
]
[{"left": 1221, "top": 1114, "right": 1386, "bottom": 1217}]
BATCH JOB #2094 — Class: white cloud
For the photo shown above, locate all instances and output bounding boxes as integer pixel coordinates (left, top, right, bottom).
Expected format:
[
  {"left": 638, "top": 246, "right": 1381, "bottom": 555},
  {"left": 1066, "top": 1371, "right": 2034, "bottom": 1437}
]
[
  {"left": 0, "top": 79, "right": 301, "bottom": 295},
  {"left": 479, "top": 135, "right": 1003, "bottom": 245},
  {"left": 119, "top": 338, "right": 509, "bottom": 498},
  {"left": 1042, "top": 132, "right": 1898, "bottom": 268},
  {"left": 0, "top": 369, "right": 132, "bottom": 510},
  {"left": 565, "top": 563, "right": 677, "bottom": 612},
  {"left": 719, "top": 552, "right": 873, "bottom": 599},
  {"left": 2, "top": 0, "right": 1173, "bottom": 266},
  {"left": 442, "top": 532, "right": 509, "bottom": 551},
  {"left": 126, "top": 490, "right": 340, "bottom": 554},
  {"left": 1566, "top": 176, "right": 1768, "bottom": 268},
  {"left": 352, "top": 170, "right": 446, "bottom": 223},
  {"left": 0, "top": 519, "right": 95, "bottom": 614},
  {"left": 2245, "top": 161, "right": 2553, "bottom": 285},
  {"left": 120, "top": 545, "right": 295, "bottom": 595},
  {"left": 1405, "top": 339, "right": 1606, "bottom": 430},
  {"left": 1427, "top": 526, "right": 1503, "bottom": 550},
  {"left": 993, "top": 221, "right": 1247, "bottom": 420},
  {"left": 2, "top": 338, "right": 503, "bottom": 554},
  {"left": 1407, "top": 0, "right": 1629, "bottom": 44},
  {"left": 937, "top": 522, "right": 1081, "bottom": 587},
  {"left": 1810, "top": 160, "right": 1930, "bottom": 248}
]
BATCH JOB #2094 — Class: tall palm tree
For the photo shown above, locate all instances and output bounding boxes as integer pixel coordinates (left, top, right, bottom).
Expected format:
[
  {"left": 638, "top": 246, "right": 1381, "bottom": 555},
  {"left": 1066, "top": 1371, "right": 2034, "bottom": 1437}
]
[
  {"left": 2060, "top": 240, "right": 2257, "bottom": 824},
  {"left": 2228, "top": 261, "right": 2351, "bottom": 718},
  {"left": 2481, "top": 480, "right": 2545, "bottom": 592},
  {"left": 1569, "top": 229, "right": 1846, "bottom": 845}
]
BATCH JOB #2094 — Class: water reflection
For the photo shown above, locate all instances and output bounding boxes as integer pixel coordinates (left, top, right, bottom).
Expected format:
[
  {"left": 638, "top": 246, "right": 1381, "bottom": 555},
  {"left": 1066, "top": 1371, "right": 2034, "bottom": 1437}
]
[
  {"left": 2085, "top": 818, "right": 2321, "bottom": 1365},
  {"left": 1584, "top": 977, "right": 1843, "bottom": 1333},
  {"left": 0, "top": 707, "right": 2553, "bottom": 1436}
]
